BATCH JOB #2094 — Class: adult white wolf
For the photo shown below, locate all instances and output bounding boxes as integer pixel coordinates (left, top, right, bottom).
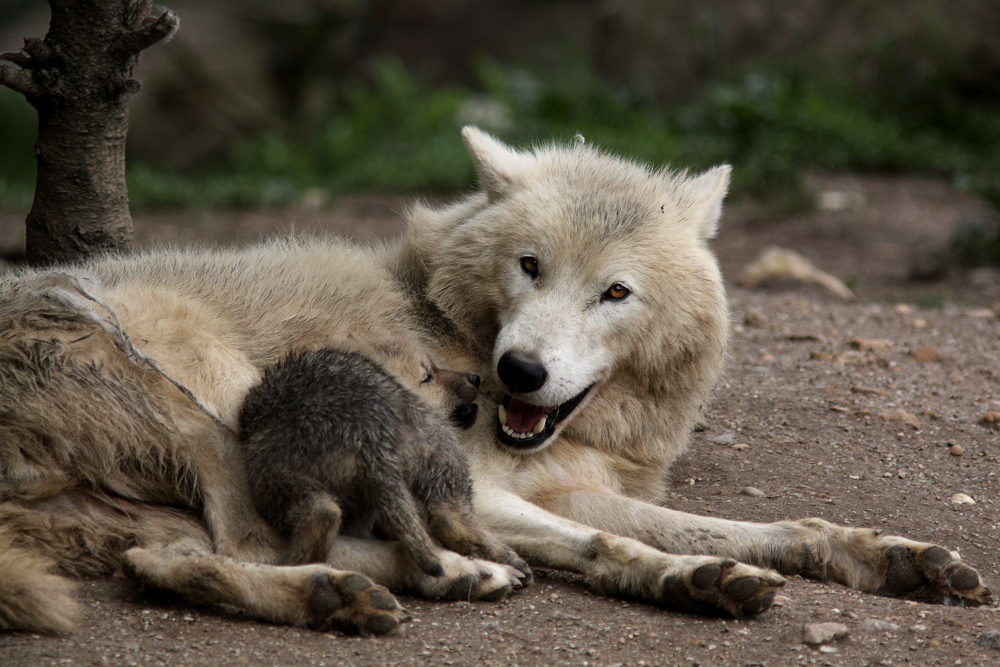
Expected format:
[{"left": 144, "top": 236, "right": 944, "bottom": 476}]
[{"left": 0, "top": 128, "right": 989, "bottom": 635}]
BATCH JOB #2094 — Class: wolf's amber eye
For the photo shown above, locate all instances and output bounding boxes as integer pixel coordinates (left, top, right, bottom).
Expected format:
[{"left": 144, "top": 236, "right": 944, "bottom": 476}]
[
  {"left": 520, "top": 255, "right": 539, "bottom": 277},
  {"left": 604, "top": 283, "right": 630, "bottom": 301}
]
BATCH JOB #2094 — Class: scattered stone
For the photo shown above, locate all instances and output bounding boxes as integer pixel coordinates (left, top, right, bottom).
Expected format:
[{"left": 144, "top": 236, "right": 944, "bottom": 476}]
[
  {"left": 706, "top": 432, "right": 735, "bottom": 445},
  {"left": 976, "top": 630, "right": 1000, "bottom": 650},
  {"left": 782, "top": 333, "right": 825, "bottom": 342},
  {"left": 731, "top": 443, "right": 750, "bottom": 451},
  {"left": 979, "top": 413, "right": 1000, "bottom": 429},
  {"left": 894, "top": 303, "right": 913, "bottom": 314},
  {"left": 951, "top": 493, "right": 976, "bottom": 505},
  {"left": 744, "top": 308, "right": 769, "bottom": 328},
  {"left": 802, "top": 622, "right": 849, "bottom": 645},
  {"left": 927, "top": 639, "right": 942, "bottom": 649},
  {"left": 851, "top": 385, "right": 891, "bottom": 397},
  {"left": 912, "top": 318, "right": 928, "bottom": 329},
  {"left": 950, "top": 444, "right": 963, "bottom": 457},
  {"left": 877, "top": 409, "right": 921, "bottom": 429},
  {"left": 848, "top": 338, "right": 893, "bottom": 352},
  {"left": 738, "top": 246, "right": 854, "bottom": 300},
  {"left": 740, "top": 486, "right": 764, "bottom": 498},
  {"left": 964, "top": 308, "right": 996, "bottom": 319},
  {"left": 818, "top": 645, "right": 839, "bottom": 654},
  {"left": 859, "top": 619, "right": 900, "bottom": 633},
  {"left": 817, "top": 190, "right": 865, "bottom": 211},
  {"left": 911, "top": 346, "right": 943, "bottom": 363}
]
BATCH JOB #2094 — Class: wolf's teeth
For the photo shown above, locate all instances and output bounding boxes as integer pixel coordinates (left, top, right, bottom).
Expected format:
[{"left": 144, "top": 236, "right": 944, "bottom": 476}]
[
  {"left": 498, "top": 403, "right": 507, "bottom": 425},
  {"left": 532, "top": 417, "right": 546, "bottom": 434}
]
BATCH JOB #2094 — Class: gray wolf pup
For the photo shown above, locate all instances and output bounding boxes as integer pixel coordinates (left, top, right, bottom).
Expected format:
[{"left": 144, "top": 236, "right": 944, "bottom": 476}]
[
  {"left": 0, "top": 128, "right": 989, "bottom": 635},
  {"left": 238, "top": 346, "right": 527, "bottom": 579}
]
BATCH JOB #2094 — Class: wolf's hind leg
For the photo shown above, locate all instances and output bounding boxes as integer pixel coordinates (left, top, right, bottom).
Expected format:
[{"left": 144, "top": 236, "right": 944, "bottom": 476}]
[
  {"left": 284, "top": 493, "right": 343, "bottom": 565},
  {"left": 122, "top": 545, "right": 407, "bottom": 634}
]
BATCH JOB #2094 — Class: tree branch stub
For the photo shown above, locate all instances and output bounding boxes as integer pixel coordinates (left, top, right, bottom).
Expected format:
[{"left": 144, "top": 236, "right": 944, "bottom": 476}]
[{"left": 0, "top": 63, "right": 37, "bottom": 97}]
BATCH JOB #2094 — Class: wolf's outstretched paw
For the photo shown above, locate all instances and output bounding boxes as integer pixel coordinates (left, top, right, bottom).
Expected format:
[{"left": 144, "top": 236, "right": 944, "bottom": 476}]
[
  {"left": 410, "top": 551, "right": 527, "bottom": 602},
  {"left": 878, "top": 543, "right": 991, "bottom": 607},
  {"left": 659, "top": 559, "right": 786, "bottom": 617},
  {"left": 308, "top": 572, "right": 409, "bottom": 635}
]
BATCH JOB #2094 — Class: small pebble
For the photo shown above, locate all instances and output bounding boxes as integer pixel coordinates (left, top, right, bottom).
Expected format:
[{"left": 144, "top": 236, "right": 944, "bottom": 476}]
[
  {"left": 706, "top": 432, "right": 735, "bottom": 445},
  {"left": 912, "top": 318, "right": 927, "bottom": 329},
  {"left": 731, "top": 443, "right": 749, "bottom": 451},
  {"left": 740, "top": 486, "right": 764, "bottom": 497},
  {"left": 950, "top": 444, "right": 963, "bottom": 456},
  {"left": 976, "top": 630, "right": 1000, "bottom": 650},
  {"left": 802, "top": 622, "right": 849, "bottom": 645},
  {"left": 860, "top": 619, "right": 900, "bottom": 633},
  {"left": 950, "top": 493, "right": 976, "bottom": 505},
  {"left": 912, "top": 346, "right": 943, "bottom": 363}
]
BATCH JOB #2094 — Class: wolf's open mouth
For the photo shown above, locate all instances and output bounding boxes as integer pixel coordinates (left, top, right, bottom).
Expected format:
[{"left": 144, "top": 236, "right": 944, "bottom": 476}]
[{"left": 496, "top": 385, "right": 593, "bottom": 450}]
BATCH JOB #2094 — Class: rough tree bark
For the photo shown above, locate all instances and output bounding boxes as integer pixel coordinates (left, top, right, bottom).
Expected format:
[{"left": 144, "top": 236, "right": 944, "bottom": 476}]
[{"left": 0, "top": 1, "right": 178, "bottom": 266}]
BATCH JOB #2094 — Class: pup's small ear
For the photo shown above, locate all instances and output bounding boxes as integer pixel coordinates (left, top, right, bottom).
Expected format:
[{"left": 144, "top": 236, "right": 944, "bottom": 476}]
[
  {"left": 461, "top": 126, "right": 531, "bottom": 199},
  {"left": 681, "top": 164, "right": 731, "bottom": 239}
]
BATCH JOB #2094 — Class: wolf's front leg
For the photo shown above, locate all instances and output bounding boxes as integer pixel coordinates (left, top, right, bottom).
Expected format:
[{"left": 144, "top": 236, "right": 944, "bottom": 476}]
[
  {"left": 475, "top": 483, "right": 784, "bottom": 617},
  {"left": 536, "top": 488, "right": 992, "bottom": 606}
]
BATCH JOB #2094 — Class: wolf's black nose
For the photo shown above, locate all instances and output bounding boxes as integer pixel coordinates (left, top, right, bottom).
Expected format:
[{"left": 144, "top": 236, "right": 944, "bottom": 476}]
[{"left": 497, "top": 351, "right": 548, "bottom": 393}]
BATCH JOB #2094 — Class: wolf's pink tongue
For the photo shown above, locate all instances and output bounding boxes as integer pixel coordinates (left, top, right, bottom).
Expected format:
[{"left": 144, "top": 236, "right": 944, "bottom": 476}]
[{"left": 505, "top": 397, "right": 552, "bottom": 433}]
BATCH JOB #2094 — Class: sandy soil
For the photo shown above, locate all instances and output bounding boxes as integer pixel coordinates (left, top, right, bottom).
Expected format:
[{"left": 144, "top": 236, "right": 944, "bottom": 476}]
[{"left": 1, "top": 175, "right": 999, "bottom": 666}]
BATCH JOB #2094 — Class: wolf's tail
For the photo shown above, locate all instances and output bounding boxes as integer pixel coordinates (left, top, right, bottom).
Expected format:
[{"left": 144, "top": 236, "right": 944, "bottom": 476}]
[
  {"left": 0, "top": 492, "right": 145, "bottom": 635},
  {"left": 0, "top": 542, "right": 80, "bottom": 634}
]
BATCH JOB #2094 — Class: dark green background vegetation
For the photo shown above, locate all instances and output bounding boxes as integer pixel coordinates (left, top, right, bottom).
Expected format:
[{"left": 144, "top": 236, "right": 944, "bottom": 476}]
[{"left": 1, "top": 0, "right": 998, "bottom": 259}]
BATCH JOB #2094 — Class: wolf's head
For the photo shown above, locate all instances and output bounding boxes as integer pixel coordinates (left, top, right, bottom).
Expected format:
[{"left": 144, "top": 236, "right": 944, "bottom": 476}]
[{"left": 407, "top": 128, "right": 730, "bottom": 466}]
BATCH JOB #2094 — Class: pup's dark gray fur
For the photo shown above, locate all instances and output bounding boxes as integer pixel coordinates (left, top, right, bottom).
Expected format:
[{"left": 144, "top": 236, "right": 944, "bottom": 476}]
[{"left": 238, "top": 348, "right": 527, "bottom": 578}]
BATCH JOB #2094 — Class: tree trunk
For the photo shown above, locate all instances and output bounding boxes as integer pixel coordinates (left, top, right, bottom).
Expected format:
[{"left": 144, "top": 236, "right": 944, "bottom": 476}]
[{"left": 0, "top": 1, "right": 178, "bottom": 266}]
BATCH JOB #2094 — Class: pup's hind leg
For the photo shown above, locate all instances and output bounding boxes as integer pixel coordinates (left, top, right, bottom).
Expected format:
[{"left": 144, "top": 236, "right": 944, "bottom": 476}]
[
  {"left": 424, "top": 502, "right": 531, "bottom": 581},
  {"left": 122, "top": 543, "right": 408, "bottom": 635},
  {"left": 283, "top": 492, "right": 343, "bottom": 565},
  {"left": 412, "top": 455, "right": 532, "bottom": 580},
  {"left": 366, "top": 470, "right": 446, "bottom": 578},
  {"left": 326, "top": 535, "right": 528, "bottom": 602}
]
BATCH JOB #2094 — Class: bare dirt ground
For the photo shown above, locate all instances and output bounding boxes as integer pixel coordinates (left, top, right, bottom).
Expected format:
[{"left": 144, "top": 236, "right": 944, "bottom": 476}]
[{"left": 2, "top": 174, "right": 999, "bottom": 666}]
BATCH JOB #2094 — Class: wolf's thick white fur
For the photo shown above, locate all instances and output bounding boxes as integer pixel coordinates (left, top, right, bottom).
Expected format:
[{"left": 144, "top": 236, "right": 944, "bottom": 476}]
[{"left": 0, "top": 128, "right": 989, "bottom": 634}]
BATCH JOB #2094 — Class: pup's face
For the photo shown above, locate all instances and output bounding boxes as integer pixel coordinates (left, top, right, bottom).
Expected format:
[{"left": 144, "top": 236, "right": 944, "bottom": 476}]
[
  {"left": 369, "top": 339, "right": 481, "bottom": 430},
  {"left": 413, "top": 358, "right": 481, "bottom": 430}
]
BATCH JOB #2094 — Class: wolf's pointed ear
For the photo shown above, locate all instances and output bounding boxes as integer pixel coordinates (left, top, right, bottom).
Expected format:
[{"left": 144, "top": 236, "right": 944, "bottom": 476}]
[
  {"left": 461, "top": 126, "right": 531, "bottom": 199},
  {"left": 682, "top": 165, "right": 731, "bottom": 239}
]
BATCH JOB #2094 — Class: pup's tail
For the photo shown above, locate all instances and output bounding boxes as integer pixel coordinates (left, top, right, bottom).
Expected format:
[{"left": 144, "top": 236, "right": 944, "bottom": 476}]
[{"left": 0, "top": 544, "right": 80, "bottom": 634}]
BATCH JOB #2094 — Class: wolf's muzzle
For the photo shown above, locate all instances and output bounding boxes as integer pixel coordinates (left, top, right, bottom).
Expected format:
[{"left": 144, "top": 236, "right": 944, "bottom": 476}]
[{"left": 497, "top": 351, "right": 547, "bottom": 393}]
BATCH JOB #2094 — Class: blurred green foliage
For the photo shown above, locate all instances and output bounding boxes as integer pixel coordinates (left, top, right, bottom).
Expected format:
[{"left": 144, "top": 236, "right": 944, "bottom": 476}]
[{"left": 118, "top": 56, "right": 998, "bottom": 219}]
